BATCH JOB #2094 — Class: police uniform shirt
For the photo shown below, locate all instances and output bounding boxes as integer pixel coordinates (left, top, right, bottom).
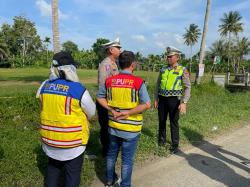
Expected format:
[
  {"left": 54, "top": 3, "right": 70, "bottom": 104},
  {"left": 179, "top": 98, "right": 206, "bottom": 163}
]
[
  {"left": 98, "top": 57, "right": 119, "bottom": 90},
  {"left": 154, "top": 64, "right": 191, "bottom": 103}
]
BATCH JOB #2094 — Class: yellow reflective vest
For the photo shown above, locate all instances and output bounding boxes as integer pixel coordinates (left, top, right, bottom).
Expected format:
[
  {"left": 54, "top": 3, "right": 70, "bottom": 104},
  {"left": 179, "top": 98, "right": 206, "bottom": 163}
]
[
  {"left": 106, "top": 73, "right": 144, "bottom": 133},
  {"left": 159, "top": 65, "right": 185, "bottom": 97},
  {"left": 39, "top": 79, "right": 89, "bottom": 148}
]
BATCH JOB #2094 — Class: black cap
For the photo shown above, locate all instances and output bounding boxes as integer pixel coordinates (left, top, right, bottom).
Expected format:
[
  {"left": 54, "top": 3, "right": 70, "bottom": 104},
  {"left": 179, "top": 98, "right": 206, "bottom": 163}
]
[{"left": 52, "top": 51, "right": 76, "bottom": 67}]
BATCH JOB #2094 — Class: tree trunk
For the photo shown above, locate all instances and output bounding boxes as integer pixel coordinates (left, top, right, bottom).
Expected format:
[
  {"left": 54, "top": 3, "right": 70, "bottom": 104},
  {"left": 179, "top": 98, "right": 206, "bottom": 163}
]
[
  {"left": 52, "top": 0, "right": 60, "bottom": 53},
  {"left": 190, "top": 46, "right": 193, "bottom": 74},
  {"left": 195, "top": 0, "right": 211, "bottom": 84},
  {"left": 227, "top": 33, "right": 231, "bottom": 73},
  {"left": 46, "top": 49, "right": 48, "bottom": 65}
]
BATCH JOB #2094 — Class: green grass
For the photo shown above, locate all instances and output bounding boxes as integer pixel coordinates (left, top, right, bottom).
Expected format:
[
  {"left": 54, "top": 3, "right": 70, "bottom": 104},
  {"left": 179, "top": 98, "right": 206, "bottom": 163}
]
[{"left": 0, "top": 68, "right": 250, "bottom": 186}]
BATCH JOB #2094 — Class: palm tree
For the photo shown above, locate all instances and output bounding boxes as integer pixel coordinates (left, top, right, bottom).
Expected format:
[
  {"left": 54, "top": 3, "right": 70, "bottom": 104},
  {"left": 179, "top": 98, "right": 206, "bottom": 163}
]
[
  {"left": 52, "top": 0, "right": 60, "bottom": 53},
  {"left": 195, "top": 0, "right": 211, "bottom": 85},
  {"left": 183, "top": 23, "right": 201, "bottom": 73},
  {"left": 218, "top": 11, "right": 243, "bottom": 72},
  {"left": 233, "top": 37, "right": 250, "bottom": 73}
]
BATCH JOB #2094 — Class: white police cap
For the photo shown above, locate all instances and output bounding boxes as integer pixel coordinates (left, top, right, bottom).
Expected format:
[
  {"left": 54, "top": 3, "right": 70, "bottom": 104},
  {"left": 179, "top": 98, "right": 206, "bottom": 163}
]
[
  {"left": 166, "top": 46, "right": 182, "bottom": 56},
  {"left": 102, "top": 37, "right": 121, "bottom": 49}
]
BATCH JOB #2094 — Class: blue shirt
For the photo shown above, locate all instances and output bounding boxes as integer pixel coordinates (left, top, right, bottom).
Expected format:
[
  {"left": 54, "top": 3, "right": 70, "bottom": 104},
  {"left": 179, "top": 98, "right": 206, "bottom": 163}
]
[{"left": 97, "top": 70, "right": 151, "bottom": 139}]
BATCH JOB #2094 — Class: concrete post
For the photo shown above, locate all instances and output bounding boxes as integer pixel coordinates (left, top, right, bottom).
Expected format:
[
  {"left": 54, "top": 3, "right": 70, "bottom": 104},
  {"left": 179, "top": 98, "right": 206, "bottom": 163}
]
[
  {"left": 226, "top": 72, "right": 230, "bottom": 85},
  {"left": 245, "top": 72, "right": 249, "bottom": 86}
]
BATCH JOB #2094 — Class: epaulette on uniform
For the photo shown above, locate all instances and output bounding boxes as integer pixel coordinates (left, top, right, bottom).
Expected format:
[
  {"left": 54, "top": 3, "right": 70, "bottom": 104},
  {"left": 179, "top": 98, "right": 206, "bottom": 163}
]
[{"left": 160, "top": 66, "right": 168, "bottom": 73}]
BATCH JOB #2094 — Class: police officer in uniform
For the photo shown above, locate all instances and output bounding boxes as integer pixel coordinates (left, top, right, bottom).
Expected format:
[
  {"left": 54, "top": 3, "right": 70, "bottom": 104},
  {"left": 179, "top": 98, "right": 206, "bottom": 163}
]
[
  {"left": 97, "top": 38, "right": 121, "bottom": 157},
  {"left": 36, "top": 51, "right": 96, "bottom": 187},
  {"left": 154, "top": 46, "right": 191, "bottom": 154}
]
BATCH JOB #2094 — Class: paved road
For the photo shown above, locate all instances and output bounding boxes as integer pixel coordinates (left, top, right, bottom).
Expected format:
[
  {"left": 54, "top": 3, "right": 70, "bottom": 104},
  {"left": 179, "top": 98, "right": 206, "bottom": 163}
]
[{"left": 91, "top": 125, "right": 250, "bottom": 187}]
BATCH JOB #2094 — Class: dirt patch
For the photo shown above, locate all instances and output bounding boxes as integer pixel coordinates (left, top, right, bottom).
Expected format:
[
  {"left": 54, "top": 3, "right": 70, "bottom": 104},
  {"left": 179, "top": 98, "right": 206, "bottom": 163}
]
[
  {"left": 0, "top": 80, "right": 41, "bottom": 86},
  {"left": 79, "top": 77, "right": 97, "bottom": 84}
]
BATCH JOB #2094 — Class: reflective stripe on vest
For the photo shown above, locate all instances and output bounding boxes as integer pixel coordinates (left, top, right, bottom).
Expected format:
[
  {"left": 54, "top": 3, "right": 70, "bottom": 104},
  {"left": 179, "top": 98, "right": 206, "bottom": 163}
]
[
  {"left": 40, "top": 79, "right": 89, "bottom": 148},
  {"left": 106, "top": 74, "right": 143, "bottom": 133},
  {"left": 159, "top": 65, "right": 184, "bottom": 97},
  {"left": 41, "top": 137, "right": 82, "bottom": 148}
]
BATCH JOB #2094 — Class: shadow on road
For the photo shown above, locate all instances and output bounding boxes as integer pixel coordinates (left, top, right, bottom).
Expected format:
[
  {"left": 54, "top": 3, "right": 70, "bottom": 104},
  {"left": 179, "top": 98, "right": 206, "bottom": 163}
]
[{"left": 178, "top": 127, "right": 250, "bottom": 186}]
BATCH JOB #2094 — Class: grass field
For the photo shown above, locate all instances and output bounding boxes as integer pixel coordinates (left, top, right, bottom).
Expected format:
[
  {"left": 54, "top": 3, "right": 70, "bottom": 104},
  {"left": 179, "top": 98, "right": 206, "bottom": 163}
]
[{"left": 0, "top": 68, "right": 250, "bottom": 186}]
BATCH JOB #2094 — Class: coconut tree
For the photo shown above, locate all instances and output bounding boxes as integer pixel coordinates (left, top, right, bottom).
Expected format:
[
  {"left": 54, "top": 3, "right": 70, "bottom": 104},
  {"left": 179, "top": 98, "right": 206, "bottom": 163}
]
[
  {"left": 52, "top": 0, "right": 60, "bottom": 53},
  {"left": 183, "top": 23, "right": 201, "bottom": 73},
  {"left": 233, "top": 37, "right": 250, "bottom": 73},
  {"left": 195, "top": 0, "right": 211, "bottom": 84},
  {"left": 218, "top": 11, "right": 243, "bottom": 72}
]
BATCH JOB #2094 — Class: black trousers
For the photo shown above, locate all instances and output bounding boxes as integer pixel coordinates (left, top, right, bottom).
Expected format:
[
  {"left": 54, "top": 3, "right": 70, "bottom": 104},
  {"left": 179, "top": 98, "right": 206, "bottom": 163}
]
[
  {"left": 45, "top": 153, "right": 84, "bottom": 187},
  {"left": 96, "top": 101, "right": 109, "bottom": 157},
  {"left": 158, "top": 95, "right": 180, "bottom": 147}
]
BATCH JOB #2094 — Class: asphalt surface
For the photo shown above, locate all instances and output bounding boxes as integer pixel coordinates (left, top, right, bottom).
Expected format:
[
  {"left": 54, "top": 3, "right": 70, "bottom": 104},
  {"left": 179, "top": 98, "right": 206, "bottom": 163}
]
[{"left": 91, "top": 124, "right": 250, "bottom": 187}]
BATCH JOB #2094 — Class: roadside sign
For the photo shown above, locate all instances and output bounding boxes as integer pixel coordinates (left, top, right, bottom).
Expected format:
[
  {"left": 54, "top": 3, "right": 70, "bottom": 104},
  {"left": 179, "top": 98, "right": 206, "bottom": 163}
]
[
  {"left": 213, "top": 56, "right": 221, "bottom": 64},
  {"left": 198, "top": 64, "right": 205, "bottom": 77}
]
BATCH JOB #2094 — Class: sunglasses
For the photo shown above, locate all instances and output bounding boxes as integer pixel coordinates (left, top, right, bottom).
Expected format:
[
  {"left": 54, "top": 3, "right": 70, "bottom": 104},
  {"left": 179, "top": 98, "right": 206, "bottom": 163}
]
[{"left": 167, "top": 55, "right": 175, "bottom": 58}]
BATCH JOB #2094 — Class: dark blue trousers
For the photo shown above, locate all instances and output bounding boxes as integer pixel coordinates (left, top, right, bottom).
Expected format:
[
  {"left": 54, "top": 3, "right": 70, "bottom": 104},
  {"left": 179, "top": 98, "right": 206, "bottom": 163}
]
[{"left": 45, "top": 153, "right": 83, "bottom": 187}]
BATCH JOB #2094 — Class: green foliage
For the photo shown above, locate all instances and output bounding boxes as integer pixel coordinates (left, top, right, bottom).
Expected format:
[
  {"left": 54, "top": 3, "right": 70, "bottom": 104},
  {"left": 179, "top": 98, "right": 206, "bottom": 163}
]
[
  {"left": 62, "top": 40, "right": 79, "bottom": 54},
  {"left": 92, "top": 38, "right": 109, "bottom": 63},
  {"left": 0, "top": 38, "right": 9, "bottom": 60},
  {"left": 183, "top": 24, "right": 201, "bottom": 47},
  {"left": 0, "top": 16, "right": 42, "bottom": 67},
  {"left": 73, "top": 50, "right": 98, "bottom": 69},
  {"left": 0, "top": 69, "right": 250, "bottom": 186},
  {"left": 218, "top": 11, "right": 243, "bottom": 37}
]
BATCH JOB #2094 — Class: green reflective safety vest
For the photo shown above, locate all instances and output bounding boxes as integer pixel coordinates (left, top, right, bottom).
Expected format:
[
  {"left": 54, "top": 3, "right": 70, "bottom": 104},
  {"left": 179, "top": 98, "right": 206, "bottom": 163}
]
[{"left": 159, "top": 65, "right": 185, "bottom": 97}]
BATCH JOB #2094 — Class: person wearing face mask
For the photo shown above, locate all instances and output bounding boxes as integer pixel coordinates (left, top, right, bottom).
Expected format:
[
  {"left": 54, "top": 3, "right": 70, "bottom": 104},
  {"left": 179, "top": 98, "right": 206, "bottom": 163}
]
[
  {"left": 154, "top": 46, "right": 191, "bottom": 154},
  {"left": 36, "top": 51, "right": 96, "bottom": 187}
]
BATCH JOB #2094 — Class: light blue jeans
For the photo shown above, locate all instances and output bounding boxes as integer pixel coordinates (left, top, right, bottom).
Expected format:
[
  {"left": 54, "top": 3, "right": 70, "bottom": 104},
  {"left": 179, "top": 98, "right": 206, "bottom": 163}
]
[{"left": 106, "top": 134, "right": 140, "bottom": 187}]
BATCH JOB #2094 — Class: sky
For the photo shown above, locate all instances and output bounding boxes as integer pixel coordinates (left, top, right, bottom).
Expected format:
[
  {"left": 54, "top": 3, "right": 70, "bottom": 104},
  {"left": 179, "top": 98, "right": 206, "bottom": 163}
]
[{"left": 0, "top": 0, "right": 250, "bottom": 57}]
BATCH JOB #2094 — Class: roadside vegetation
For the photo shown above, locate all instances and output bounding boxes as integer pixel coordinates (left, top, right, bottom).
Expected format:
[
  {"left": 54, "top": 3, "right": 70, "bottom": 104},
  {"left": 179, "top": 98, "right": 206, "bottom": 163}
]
[{"left": 0, "top": 68, "right": 250, "bottom": 186}]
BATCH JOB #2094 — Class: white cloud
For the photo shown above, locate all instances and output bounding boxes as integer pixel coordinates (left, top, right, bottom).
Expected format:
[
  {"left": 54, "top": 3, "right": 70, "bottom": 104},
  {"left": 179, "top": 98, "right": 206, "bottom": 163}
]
[
  {"left": 153, "top": 32, "right": 185, "bottom": 49},
  {"left": 153, "top": 32, "right": 170, "bottom": 48},
  {"left": 36, "top": 0, "right": 69, "bottom": 20},
  {"left": 36, "top": 0, "right": 51, "bottom": 17},
  {"left": 131, "top": 34, "right": 146, "bottom": 42},
  {"left": 175, "top": 34, "right": 184, "bottom": 44}
]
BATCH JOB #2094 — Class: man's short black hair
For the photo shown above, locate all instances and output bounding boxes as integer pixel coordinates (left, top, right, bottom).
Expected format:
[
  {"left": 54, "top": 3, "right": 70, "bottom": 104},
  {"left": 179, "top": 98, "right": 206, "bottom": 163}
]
[{"left": 119, "top": 50, "right": 135, "bottom": 69}]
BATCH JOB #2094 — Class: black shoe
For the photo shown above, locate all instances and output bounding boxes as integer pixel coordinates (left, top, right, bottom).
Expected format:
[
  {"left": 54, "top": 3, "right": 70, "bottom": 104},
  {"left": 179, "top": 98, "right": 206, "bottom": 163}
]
[{"left": 169, "top": 146, "right": 179, "bottom": 154}]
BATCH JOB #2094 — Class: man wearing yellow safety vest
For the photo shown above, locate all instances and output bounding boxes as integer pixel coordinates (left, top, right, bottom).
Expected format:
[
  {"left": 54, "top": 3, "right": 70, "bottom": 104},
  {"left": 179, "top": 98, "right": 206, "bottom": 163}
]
[
  {"left": 154, "top": 46, "right": 191, "bottom": 154},
  {"left": 36, "top": 51, "right": 96, "bottom": 187},
  {"left": 97, "top": 51, "right": 151, "bottom": 187}
]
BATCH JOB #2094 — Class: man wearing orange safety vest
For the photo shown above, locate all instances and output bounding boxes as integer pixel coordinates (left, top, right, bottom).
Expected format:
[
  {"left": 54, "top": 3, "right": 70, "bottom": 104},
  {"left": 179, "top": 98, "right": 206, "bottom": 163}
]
[
  {"left": 97, "top": 51, "right": 151, "bottom": 187},
  {"left": 36, "top": 51, "right": 95, "bottom": 187}
]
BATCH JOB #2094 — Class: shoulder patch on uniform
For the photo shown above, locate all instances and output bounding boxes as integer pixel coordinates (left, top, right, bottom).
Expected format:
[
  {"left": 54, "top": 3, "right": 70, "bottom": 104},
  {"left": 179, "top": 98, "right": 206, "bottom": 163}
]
[
  {"left": 105, "top": 64, "right": 111, "bottom": 71},
  {"left": 183, "top": 69, "right": 190, "bottom": 78}
]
